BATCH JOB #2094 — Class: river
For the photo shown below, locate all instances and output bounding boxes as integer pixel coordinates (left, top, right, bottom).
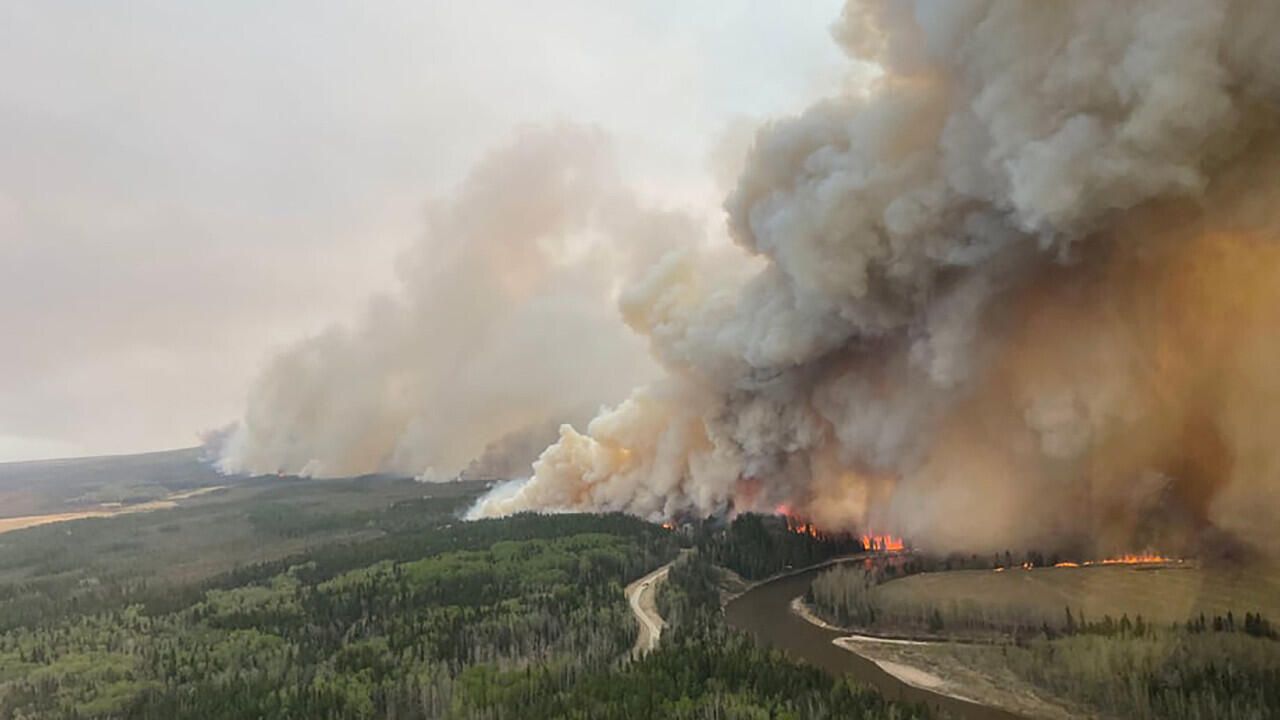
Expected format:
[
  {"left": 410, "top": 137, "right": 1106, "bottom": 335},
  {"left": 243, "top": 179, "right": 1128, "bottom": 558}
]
[{"left": 724, "top": 564, "right": 1023, "bottom": 720}]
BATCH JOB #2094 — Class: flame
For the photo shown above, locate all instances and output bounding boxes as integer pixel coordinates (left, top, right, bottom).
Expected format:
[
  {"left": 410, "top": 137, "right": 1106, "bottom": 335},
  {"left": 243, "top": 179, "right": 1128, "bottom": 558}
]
[
  {"left": 660, "top": 521, "right": 675, "bottom": 531},
  {"left": 995, "top": 554, "right": 1183, "bottom": 572},
  {"left": 1096, "top": 554, "right": 1177, "bottom": 565},
  {"left": 860, "top": 534, "right": 906, "bottom": 552},
  {"left": 774, "top": 507, "right": 905, "bottom": 550},
  {"left": 1052, "top": 554, "right": 1180, "bottom": 568},
  {"left": 785, "top": 515, "right": 821, "bottom": 538},
  {"left": 777, "top": 506, "right": 821, "bottom": 537}
]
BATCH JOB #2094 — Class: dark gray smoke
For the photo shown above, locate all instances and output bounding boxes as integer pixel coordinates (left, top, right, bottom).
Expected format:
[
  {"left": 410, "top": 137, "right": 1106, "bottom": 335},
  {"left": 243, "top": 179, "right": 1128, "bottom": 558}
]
[{"left": 476, "top": 0, "right": 1280, "bottom": 557}]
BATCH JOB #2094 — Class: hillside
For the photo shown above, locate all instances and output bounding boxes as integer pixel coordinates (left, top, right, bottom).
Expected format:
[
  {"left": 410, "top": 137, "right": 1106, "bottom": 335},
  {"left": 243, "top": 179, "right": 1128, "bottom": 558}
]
[
  {"left": 0, "top": 453, "right": 924, "bottom": 719},
  {"left": 0, "top": 448, "right": 227, "bottom": 519}
]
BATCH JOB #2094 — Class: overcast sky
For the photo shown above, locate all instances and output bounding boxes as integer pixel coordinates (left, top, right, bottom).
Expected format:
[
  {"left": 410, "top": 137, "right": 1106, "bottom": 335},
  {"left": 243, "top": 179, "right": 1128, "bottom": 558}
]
[{"left": 0, "top": 0, "right": 845, "bottom": 462}]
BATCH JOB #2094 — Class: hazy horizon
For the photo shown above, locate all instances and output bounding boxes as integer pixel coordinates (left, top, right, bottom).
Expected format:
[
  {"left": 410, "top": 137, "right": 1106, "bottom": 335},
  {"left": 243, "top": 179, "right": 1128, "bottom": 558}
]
[{"left": 0, "top": 0, "right": 845, "bottom": 463}]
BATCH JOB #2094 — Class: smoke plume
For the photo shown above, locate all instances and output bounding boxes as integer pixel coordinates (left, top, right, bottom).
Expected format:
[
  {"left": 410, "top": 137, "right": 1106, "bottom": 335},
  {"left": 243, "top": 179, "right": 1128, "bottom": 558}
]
[
  {"left": 475, "top": 0, "right": 1280, "bottom": 557},
  {"left": 219, "top": 125, "right": 693, "bottom": 479}
]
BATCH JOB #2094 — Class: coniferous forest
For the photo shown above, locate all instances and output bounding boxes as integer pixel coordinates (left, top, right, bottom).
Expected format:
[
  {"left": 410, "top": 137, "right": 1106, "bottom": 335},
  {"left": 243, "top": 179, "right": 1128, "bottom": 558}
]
[{"left": 0, "top": 477, "right": 919, "bottom": 719}]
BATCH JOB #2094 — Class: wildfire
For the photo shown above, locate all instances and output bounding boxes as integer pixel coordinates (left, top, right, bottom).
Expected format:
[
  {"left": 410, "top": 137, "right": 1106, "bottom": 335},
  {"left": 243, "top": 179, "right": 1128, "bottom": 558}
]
[
  {"left": 860, "top": 534, "right": 906, "bottom": 552},
  {"left": 1097, "top": 554, "right": 1178, "bottom": 565},
  {"left": 783, "top": 515, "right": 821, "bottom": 538},
  {"left": 774, "top": 506, "right": 905, "bottom": 551},
  {"left": 1052, "top": 554, "right": 1181, "bottom": 568},
  {"left": 996, "top": 554, "right": 1182, "bottom": 572},
  {"left": 776, "top": 505, "right": 814, "bottom": 537}
]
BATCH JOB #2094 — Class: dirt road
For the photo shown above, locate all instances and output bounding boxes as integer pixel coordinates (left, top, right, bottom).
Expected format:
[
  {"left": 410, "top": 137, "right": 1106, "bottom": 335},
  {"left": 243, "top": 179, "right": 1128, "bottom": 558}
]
[{"left": 626, "top": 560, "right": 674, "bottom": 657}]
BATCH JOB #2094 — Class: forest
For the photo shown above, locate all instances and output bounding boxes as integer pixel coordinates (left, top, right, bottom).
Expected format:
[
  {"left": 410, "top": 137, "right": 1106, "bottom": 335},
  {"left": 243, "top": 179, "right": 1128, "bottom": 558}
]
[
  {"left": 0, "top": 477, "right": 919, "bottom": 720},
  {"left": 808, "top": 560, "right": 1280, "bottom": 720}
]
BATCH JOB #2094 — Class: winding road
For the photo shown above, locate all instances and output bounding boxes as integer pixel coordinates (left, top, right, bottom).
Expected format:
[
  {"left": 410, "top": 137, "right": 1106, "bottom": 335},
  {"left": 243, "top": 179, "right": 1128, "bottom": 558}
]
[
  {"left": 624, "top": 553, "right": 1024, "bottom": 718},
  {"left": 625, "top": 560, "right": 674, "bottom": 657}
]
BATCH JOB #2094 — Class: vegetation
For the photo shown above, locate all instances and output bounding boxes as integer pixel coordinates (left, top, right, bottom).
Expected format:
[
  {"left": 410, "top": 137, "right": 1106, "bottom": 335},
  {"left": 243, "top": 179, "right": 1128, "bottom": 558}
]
[
  {"left": 811, "top": 564, "right": 881, "bottom": 629},
  {"left": 39, "top": 461, "right": 1278, "bottom": 720},
  {"left": 693, "top": 513, "right": 864, "bottom": 581},
  {"left": 0, "top": 511, "right": 673, "bottom": 719},
  {"left": 810, "top": 559, "right": 1280, "bottom": 719},
  {"left": 427, "top": 550, "right": 925, "bottom": 719},
  {"left": 0, "top": 475, "right": 927, "bottom": 720},
  {"left": 627, "top": 551, "right": 926, "bottom": 720},
  {"left": 1005, "top": 629, "right": 1280, "bottom": 719},
  {"left": 0, "top": 476, "right": 483, "bottom": 633},
  {"left": 812, "top": 559, "right": 1280, "bottom": 638},
  {"left": 0, "top": 449, "right": 226, "bottom": 518}
]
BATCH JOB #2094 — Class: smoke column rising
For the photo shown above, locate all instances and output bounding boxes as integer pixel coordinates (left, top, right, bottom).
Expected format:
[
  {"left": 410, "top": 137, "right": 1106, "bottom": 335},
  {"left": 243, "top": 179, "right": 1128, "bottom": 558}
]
[
  {"left": 219, "top": 125, "right": 694, "bottom": 480},
  {"left": 475, "top": 0, "right": 1280, "bottom": 557}
]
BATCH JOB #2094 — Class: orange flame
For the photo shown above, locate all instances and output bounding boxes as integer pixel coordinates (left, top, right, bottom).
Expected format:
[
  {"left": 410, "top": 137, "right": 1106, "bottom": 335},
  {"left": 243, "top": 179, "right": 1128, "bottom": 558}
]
[
  {"left": 777, "top": 506, "right": 820, "bottom": 537},
  {"left": 995, "top": 554, "right": 1182, "bottom": 572},
  {"left": 774, "top": 507, "right": 906, "bottom": 550},
  {"left": 1053, "top": 554, "right": 1180, "bottom": 568},
  {"left": 1096, "top": 554, "right": 1177, "bottom": 565},
  {"left": 784, "top": 515, "right": 821, "bottom": 538},
  {"left": 860, "top": 534, "right": 906, "bottom": 552}
]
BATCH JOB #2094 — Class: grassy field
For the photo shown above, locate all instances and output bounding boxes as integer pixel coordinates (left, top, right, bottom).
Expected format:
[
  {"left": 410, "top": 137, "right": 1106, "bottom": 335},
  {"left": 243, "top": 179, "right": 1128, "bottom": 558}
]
[
  {"left": 811, "top": 560, "right": 1280, "bottom": 719},
  {"left": 846, "top": 618, "right": 1280, "bottom": 720},
  {"left": 869, "top": 562, "right": 1280, "bottom": 632},
  {"left": 0, "top": 448, "right": 232, "bottom": 518}
]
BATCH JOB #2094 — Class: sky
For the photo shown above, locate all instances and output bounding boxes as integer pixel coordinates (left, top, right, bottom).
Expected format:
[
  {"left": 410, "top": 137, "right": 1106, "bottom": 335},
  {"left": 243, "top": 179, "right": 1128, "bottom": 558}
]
[{"left": 0, "top": 0, "right": 846, "bottom": 463}]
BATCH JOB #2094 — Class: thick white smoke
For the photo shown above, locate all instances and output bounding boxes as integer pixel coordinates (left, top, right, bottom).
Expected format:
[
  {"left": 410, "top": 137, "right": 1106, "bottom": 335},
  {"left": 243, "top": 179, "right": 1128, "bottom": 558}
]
[
  {"left": 477, "top": 1, "right": 1280, "bottom": 556},
  {"left": 219, "top": 125, "right": 694, "bottom": 479}
]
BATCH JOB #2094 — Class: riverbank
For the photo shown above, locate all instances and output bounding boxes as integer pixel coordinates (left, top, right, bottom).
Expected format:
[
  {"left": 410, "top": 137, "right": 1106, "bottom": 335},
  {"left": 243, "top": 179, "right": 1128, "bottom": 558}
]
[
  {"left": 790, "top": 597, "right": 972, "bottom": 699},
  {"left": 724, "top": 563, "right": 1026, "bottom": 720},
  {"left": 719, "top": 552, "right": 879, "bottom": 606},
  {"left": 790, "top": 596, "right": 1079, "bottom": 720}
]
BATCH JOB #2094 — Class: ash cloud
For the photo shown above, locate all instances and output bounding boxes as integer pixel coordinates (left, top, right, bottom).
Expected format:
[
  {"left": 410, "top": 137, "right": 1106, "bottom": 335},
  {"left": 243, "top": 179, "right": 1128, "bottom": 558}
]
[
  {"left": 476, "top": 1, "right": 1280, "bottom": 557},
  {"left": 219, "top": 125, "right": 694, "bottom": 480}
]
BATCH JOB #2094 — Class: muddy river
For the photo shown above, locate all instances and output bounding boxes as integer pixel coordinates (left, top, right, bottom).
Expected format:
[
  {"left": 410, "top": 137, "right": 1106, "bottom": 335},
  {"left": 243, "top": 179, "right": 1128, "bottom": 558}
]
[{"left": 724, "top": 564, "right": 1022, "bottom": 720}]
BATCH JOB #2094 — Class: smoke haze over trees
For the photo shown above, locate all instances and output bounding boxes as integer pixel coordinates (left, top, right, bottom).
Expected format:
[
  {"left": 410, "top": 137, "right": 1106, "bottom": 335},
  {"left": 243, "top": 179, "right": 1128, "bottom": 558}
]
[
  {"left": 224, "top": 1, "right": 1280, "bottom": 559},
  {"left": 472, "top": 0, "right": 1280, "bottom": 559}
]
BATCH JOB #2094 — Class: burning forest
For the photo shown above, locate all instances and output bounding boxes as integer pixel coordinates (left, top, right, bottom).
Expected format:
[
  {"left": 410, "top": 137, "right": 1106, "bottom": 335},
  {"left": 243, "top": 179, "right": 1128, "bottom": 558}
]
[
  {"left": 777, "top": 504, "right": 905, "bottom": 552},
  {"left": 223, "top": 0, "right": 1280, "bottom": 563},
  {"left": 19, "top": 4, "right": 1280, "bottom": 720}
]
